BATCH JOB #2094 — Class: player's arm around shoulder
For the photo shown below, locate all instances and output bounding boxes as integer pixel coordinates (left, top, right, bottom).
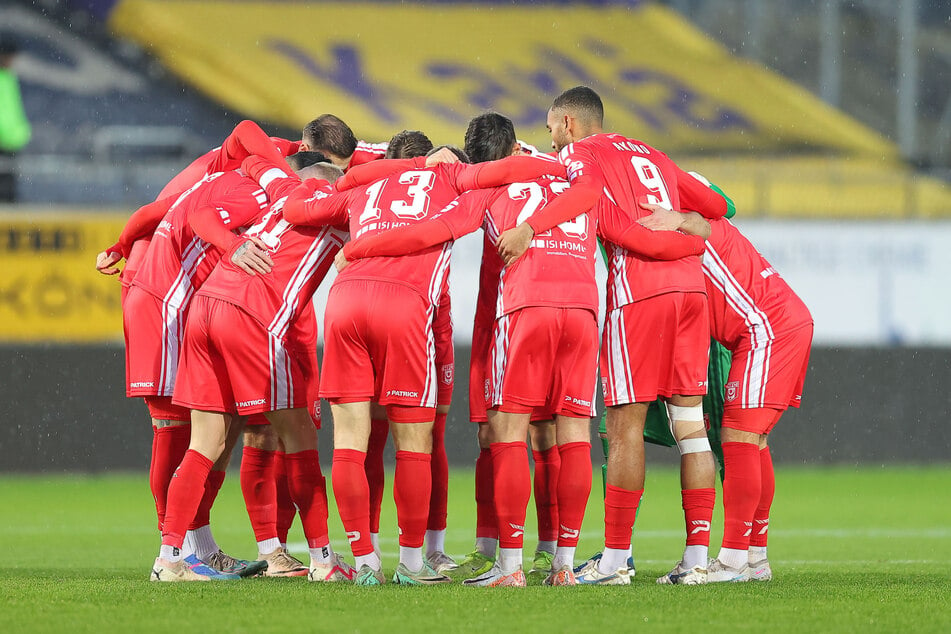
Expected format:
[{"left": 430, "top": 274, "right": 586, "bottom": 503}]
[
  {"left": 242, "top": 154, "right": 301, "bottom": 202},
  {"left": 676, "top": 166, "right": 728, "bottom": 219},
  {"left": 456, "top": 155, "right": 565, "bottom": 193},
  {"left": 599, "top": 200, "right": 705, "bottom": 260},
  {"left": 335, "top": 157, "right": 423, "bottom": 191},
  {"left": 496, "top": 175, "right": 599, "bottom": 265},
  {"left": 637, "top": 203, "right": 712, "bottom": 240},
  {"left": 282, "top": 178, "right": 348, "bottom": 227},
  {"left": 338, "top": 200, "right": 468, "bottom": 270}
]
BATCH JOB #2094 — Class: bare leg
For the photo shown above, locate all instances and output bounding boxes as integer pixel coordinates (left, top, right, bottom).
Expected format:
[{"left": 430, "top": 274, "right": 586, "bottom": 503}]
[
  {"left": 666, "top": 395, "right": 716, "bottom": 573},
  {"left": 667, "top": 395, "right": 716, "bottom": 490},
  {"left": 605, "top": 403, "right": 648, "bottom": 491}
]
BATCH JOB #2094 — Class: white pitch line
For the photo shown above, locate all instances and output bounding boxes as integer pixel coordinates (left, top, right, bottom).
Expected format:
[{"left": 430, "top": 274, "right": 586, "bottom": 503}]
[{"left": 770, "top": 528, "right": 951, "bottom": 538}]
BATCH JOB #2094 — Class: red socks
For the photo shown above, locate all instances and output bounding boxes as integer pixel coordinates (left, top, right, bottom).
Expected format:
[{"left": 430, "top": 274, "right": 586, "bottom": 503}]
[
  {"left": 394, "top": 450, "right": 432, "bottom": 548},
  {"left": 161, "top": 449, "right": 213, "bottom": 547},
  {"left": 428, "top": 412, "right": 449, "bottom": 531},
  {"left": 532, "top": 446, "right": 561, "bottom": 543},
  {"left": 475, "top": 448, "right": 498, "bottom": 540},
  {"left": 365, "top": 418, "right": 389, "bottom": 534},
  {"left": 149, "top": 424, "right": 190, "bottom": 532},
  {"left": 750, "top": 446, "right": 775, "bottom": 548},
  {"left": 682, "top": 487, "right": 716, "bottom": 547},
  {"left": 239, "top": 446, "right": 277, "bottom": 542},
  {"left": 274, "top": 451, "right": 295, "bottom": 543},
  {"left": 284, "top": 449, "right": 330, "bottom": 549},
  {"left": 331, "top": 449, "right": 373, "bottom": 556},
  {"left": 491, "top": 442, "right": 531, "bottom": 549},
  {"left": 721, "top": 442, "right": 762, "bottom": 550},
  {"left": 604, "top": 484, "right": 642, "bottom": 549},
  {"left": 188, "top": 469, "right": 225, "bottom": 531},
  {"left": 556, "top": 442, "right": 591, "bottom": 548}
]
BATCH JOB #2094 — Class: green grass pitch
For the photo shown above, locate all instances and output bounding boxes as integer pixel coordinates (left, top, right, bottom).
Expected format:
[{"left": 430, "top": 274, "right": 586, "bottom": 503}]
[{"left": 1, "top": 465, "right": 949, "bottom": 633}]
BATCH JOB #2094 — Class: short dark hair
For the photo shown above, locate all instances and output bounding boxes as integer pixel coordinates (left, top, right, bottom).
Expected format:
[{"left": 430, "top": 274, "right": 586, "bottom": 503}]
[
  {"left": 552, "top": 86, "right": 604, "bottom": 127},
  {"left": 302, "top": 114, "right": 358, "bottom": 159},
  {"left": 302, "top": 162, "right": 344, "bottom": 184},
  {"left": 286, "top": 150, "right": 331, "bottom": 171},
  {"left": 464, "top": 113, "right": 517, "bottom": 164},
  {"left": 427, "top": 144, "right": 470, "bottom": 164},
  {"left": 385, "top": 130, "right": 433, "bottom": 159}
]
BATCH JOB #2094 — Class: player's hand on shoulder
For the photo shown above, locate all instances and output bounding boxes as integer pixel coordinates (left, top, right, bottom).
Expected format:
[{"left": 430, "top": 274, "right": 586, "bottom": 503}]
[
  {"left": 231, "top": 236, "right": 273, "bottom": 275},
  {"left": 637, "top": 202, "right": 682, "bottom": 231},
  {"left": 333, "top": 249, "right": 351, "bottom": 272},
  {"left": 96, "top": 250, "right": 122, "bottom": 275},
  {"left": 425, "top": 147, "right": 460, "bottom": 167},
  {"left": 496, "top": 223, "right": 535, "bottom": 265}
]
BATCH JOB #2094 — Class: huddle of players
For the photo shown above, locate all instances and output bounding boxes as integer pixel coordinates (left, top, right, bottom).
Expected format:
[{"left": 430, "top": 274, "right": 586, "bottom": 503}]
[
  {"left": 98, "top": 119, "right": 351, "bottom": 582},
  {"left": 99, "top": 84, "right": 812, "bottom": 587}
]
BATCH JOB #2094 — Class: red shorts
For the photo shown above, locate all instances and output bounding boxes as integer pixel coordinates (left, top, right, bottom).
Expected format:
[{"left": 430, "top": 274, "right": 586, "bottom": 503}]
[
  {"left": 124, "top": 286, "right": 185, "bottom": 398},
  {"left": 722, "top": 407, "right": 784, "bottom": 435},
  {"left": 320, "top": 280, "right": 437, "bottom": 408},
  {"left": 468, "top": 312, "right": 494, "bottom": 423},
  {"left": 296, "top": 344, "right": 323, "bottom": 428},
  {"left": 172, "top": 295, "right": 316, "bottom": 416},
  {"left": 489, "top": 306, "right": 598, "bottom": 418},
  {"left": 600, "top": 292, "right": 710, "bottom": 406},
  {"left": 432, "top": 301, "right": 454, "bottom": 407},
  {"left": 244, "top": 345, "right": 322, "bottom": 428},
  {"left": 724, "top": 323, "right": 812, "bottom": 412},
  {"left": 144, "top": 395, "right": 191, "bottom": 422},
  {"left": 245, "top": 413, "right": 270, "bottom": 426}
]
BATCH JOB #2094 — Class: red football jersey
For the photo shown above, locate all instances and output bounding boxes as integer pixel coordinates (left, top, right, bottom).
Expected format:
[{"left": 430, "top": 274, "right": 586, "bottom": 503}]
[
  {"left": 347, "top": 140, "right": 388, "bottom": 171},
  {"left": 198, "top": 158, "right": 347, "bottom": 345},
  {"left": 308, "top": 154, "right": 565, "bottom": 302},
  {"left": 130, "top": 170, "right": 268, "bottom": 310},
  {"left": 703, "top": 218, "right": 812, "bottom": 350},
  {"left": 545, "top": 134, "right": 727, "bottom": 308},
  {"left": 474, "top": 232, "right": 503, "bottom": 327},
  {"left": 435, "top": 179, "right": 598, "bottom": 317},
  {"left": 293, "top": 162, "right": 498, "bottom": 307},
  {"left": 120, "top": 237, "right": 151, "bottom": 291}
]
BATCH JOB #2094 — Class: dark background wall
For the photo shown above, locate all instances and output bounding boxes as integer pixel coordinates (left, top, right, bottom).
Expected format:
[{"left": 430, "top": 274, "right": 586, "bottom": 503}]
[{"left": 0, "top": 345, "right": 948, "bottom": 472}]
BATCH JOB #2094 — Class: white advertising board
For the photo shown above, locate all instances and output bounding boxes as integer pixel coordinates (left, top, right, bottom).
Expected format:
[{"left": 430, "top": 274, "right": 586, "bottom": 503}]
[
  {"left": 737, "top": 219, "right": 951, "bottom": 346},
  {"left": 311, "top": 220, "right": 951, "bottom": 348}
]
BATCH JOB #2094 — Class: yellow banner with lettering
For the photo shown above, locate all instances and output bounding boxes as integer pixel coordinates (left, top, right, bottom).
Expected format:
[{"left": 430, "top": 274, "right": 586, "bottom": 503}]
[
  {"left": 109, "top": 1, "right": 897, "bottom": 160},
  {"left": 0, "top": 212, "right": 126, "bottom": 342}
]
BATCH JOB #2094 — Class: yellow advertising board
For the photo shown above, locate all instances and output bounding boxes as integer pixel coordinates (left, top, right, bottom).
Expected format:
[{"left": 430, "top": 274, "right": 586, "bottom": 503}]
[
  {"left": 0, "top": 212, "right": 126, "bottom": 342},
  {"left": 109, "top": 1, "right": 898, "bottom": 160}
]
